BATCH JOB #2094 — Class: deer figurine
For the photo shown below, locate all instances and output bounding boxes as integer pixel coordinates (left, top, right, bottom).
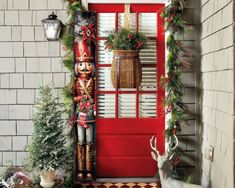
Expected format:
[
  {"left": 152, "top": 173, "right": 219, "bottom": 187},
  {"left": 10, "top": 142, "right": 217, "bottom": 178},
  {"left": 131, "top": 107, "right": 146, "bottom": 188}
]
[{"left": 150, "top": 135, "right": 204, "bottom": 188}]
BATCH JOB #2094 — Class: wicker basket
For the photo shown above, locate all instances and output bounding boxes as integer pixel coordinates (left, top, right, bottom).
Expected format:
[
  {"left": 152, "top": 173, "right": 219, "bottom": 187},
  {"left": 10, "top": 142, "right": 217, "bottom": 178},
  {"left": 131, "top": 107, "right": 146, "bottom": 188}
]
[{"left": 111, "top": 50, "right": 142, "bottom": 88}]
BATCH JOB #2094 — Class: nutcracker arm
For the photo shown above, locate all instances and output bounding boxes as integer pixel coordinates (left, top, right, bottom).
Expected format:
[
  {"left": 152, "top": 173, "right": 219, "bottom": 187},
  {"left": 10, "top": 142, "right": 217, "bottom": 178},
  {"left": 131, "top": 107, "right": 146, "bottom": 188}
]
[{"left": 74, "top": 95, "right": 83, "bottom": 103}]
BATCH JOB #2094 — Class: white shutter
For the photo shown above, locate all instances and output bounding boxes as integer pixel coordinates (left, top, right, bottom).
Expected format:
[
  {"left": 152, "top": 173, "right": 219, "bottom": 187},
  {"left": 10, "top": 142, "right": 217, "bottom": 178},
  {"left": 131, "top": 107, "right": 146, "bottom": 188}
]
[
  {"left": 118, "top": 13, "right": 136, "bottom": 31},
  {"left": 98, "top": 67, "right": 115, "bottom": 91},
  {"left": 98, "top": 94, "right": 115, "bottom": 118},
  {"left": 140, "top": 66, "right": 157, "bottom": 90},
  {"left": 97, "top": 12, "right": 158, "bottom": 119},
  {"left": 139, "top": 13, "right": 157, "bottom": 36},
  {"left": 98, "top": 13, "right": 116, "bottom": 37},
  {"left": 139, "top": 94, "right": 157, "bottom": 117},
  {"left": 98, "top": 40, "right": 113, "bottom": 64},
  {"left": 118, "top": 94, "right": 136, "bottom": 118},
  {"left": 140, "top": 40, "right": 157, "bottom": 65}
]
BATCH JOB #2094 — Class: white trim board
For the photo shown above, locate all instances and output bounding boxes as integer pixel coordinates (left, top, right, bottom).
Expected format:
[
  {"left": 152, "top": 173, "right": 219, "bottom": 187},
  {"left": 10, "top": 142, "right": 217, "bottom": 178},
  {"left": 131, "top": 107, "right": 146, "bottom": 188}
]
[{"left": 82, "top": 0, "right": 167, "bottom": 10}]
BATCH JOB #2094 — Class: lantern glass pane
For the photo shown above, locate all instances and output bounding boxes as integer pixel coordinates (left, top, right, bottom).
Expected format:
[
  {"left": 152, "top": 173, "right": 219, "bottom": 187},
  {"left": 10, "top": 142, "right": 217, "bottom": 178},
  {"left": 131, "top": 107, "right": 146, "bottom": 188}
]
[{"left": 42, "top": 20, "right": 61, "bottom": 40}]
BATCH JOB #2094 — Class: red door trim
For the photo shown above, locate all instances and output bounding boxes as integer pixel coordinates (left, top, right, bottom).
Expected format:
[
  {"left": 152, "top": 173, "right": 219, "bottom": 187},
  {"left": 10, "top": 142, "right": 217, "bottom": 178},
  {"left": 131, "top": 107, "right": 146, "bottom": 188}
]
[
  {"left": 89, "top": 4, "right": 124, "bottom": 12},
  {"left": 157, "top": 6, "right": 165, "bottom": 117}
]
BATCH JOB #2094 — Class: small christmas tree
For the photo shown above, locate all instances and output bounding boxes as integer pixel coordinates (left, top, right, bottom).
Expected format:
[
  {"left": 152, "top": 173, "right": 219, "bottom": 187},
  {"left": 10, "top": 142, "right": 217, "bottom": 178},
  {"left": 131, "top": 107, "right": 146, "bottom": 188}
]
[{"left": 27, "top": 85, "right": 68, "bottom": 171}]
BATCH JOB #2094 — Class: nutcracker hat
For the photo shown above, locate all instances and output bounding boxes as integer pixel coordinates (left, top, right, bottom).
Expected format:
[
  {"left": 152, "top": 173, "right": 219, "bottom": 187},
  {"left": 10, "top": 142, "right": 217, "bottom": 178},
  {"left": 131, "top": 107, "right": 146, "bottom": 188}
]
[{"left": 75, "top": 40, "right": 94, "bottom": 62}]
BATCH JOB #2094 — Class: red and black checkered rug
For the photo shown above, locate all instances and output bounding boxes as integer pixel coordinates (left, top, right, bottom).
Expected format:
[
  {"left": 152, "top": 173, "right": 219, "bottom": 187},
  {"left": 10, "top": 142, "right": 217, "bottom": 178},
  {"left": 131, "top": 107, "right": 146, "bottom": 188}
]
[{"left": 76, "top": 182, "right": 161, "bottom": 188}]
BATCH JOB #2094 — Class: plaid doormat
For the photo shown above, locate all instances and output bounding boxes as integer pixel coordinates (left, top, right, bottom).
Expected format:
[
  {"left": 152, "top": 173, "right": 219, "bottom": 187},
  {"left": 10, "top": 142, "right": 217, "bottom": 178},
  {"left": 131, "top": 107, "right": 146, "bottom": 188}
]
[{"left": 76, "top": 182, "right": 161, "bottom": 188}]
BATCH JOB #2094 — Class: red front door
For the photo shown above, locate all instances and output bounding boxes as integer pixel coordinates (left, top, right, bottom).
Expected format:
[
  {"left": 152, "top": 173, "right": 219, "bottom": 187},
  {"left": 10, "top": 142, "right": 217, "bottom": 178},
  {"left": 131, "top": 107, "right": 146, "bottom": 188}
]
[{"left": 89, "top": 4, "right": 165, "bottom": 177}]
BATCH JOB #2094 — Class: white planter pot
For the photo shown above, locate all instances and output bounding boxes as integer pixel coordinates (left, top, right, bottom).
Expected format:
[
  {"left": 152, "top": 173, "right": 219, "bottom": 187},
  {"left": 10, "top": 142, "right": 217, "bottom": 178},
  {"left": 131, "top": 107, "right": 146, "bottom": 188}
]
[{"left": 40, "top": 170, "right": 55, "bottom": 188}]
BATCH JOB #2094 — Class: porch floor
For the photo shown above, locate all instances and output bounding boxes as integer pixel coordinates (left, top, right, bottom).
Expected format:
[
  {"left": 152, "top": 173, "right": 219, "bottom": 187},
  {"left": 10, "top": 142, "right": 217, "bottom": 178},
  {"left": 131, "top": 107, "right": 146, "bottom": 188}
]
[{"left": 76, "top": 182, "right": 161, "bottom": 188}]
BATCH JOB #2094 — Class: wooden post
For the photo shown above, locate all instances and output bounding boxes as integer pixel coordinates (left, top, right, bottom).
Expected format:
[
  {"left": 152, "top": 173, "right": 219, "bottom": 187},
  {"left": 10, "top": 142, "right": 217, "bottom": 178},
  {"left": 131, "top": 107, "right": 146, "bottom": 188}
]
[{"left": 124, "top": 4, "right": 130, "bottom": 29}]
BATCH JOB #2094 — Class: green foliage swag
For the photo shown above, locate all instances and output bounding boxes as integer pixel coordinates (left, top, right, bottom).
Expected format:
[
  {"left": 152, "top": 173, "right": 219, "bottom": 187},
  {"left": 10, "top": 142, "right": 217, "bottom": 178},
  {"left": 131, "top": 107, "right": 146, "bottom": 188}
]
[
  {"left": 62, "top": 0, "right": 81, "bottom": 120},
  {"left": 161, "top": 0, "right": 192, "bottom": 179},
  {"left": 60, "top": 0, "right": 82, "bottom": 186},
  {"left": 104, "top": 29, "right": 147, "bottom": 50},
  {"left": 27, "top": 85, "right": 68, "bottom": 171}
]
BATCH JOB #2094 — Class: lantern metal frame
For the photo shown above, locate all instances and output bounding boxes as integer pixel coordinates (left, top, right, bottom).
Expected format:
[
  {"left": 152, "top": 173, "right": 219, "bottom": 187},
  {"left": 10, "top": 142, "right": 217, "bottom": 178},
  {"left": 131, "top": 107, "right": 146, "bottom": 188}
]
[{"left": 41, "top": 12, "right": 62, "bottom": 41}]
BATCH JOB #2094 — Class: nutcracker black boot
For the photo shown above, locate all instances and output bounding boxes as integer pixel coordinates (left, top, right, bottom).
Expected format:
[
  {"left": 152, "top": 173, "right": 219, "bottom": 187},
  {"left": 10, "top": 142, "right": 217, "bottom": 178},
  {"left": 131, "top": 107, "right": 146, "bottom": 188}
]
[
  {"left": 77, "top": 144, "right": 86, "bottom": 180},
  {"left": 86, "top": 144, "right": 94, "bottom": 180}
]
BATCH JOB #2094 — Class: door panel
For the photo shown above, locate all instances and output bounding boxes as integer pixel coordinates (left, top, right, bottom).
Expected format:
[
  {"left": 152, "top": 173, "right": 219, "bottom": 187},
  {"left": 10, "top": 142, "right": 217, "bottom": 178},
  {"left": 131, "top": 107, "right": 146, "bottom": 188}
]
[
  {"left": 96, "top": 158, "right": 156, "bottom": 177},
  {"left": 89, "top": 3, "right": 165, "bottom": 177},
  {"left": 98, "top": 135, "right": 160, "bottom": 156},
  {"left": 96, "top": 118, "right": 164, "bottom": 134}
]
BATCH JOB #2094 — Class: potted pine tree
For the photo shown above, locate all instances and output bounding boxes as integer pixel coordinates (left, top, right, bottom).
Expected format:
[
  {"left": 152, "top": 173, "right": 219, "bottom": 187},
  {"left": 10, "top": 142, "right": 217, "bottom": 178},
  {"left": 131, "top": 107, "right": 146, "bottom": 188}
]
[{"left": 26, "top": 85, "right": 68, "bottom": 188}]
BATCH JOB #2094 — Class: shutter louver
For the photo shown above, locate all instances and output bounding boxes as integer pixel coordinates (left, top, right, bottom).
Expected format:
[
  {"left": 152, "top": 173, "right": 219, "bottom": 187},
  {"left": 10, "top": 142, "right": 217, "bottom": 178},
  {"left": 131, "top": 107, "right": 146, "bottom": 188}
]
[
  {"left": 140, "top": 67, "right": 157, "bottom": 90},
  {"left": 118, "top": 94, "right": 136, "bottom": 118},
  {"left": 140, "top": 40, "right": 157, "bottom": 65},
  {"left": 98, "top": 67, "right": 115, "bottom": 91},
  {"left": 139, "top": 94, "right": 157, "bottom": 117},
  {"left": 98, "top": 13, "right": 116, "bottom": 37},
  {"left": 98, "top": 40, "right": 113, "bottom": 64},
  {"left": 98, "top": 94, "right": 115, "bottom": 118},
  {"left": 118, "top": 13, "right": 136, "bottom": 31},
  {"left": 139, "top": 13, "right": 157, "bottom": 36}
]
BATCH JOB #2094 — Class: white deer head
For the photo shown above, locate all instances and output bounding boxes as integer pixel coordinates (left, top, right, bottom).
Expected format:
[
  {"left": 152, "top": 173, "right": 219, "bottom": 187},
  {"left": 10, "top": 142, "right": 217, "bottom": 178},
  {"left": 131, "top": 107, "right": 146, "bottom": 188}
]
[
  {"left": 149, "top": 135, "right": 179, "bottom": 169},
  {"left": 150, "top": 135, "right": 205, "bottom": 188}
]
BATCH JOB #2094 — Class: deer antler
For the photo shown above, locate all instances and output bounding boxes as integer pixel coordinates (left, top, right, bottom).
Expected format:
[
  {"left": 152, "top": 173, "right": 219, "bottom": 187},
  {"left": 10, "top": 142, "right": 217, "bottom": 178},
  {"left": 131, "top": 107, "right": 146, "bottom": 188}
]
[
  {"left": 166, "top": 135, "right": 179, "bottom": 160},
  {"left": 150, "top": 136, "right": 160, "bottom": 161}
]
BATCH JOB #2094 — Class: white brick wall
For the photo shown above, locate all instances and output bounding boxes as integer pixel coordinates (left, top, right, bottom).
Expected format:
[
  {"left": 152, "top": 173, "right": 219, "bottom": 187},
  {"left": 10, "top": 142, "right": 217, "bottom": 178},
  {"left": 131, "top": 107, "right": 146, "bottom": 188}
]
[
  {"left": 13, "top": 0, "right": 29, "bottom": 10},
  {"left": 22, "top": 26, "right": 34, "bottom": 41},
  {"left": 0, "top": 0, "right": 67, "bottom": 170},
  {"left": 16, "top": 121, "right": 33, "bottom": 135},
  {"left": 200, "top": 0, "right": 234, "bottom": 188},
  {"left": 0, "top": 58, "right": 15, "bottom": 72},
  {"left": 0, "top": 137, "right": 12, "bottom": 151},
  {"left": 0, "top": 121, "right": 16, "bottom": 135},
  {"left": 5, "top": 11, "right": 19, "bottom": 25},
  {"left": 3, "top": 152, "right": 16, "bottom": 165},
  {"left": 13, "top": 136, "right": 27, "bottom": 150},
  {"left": 0, "top": 26, "right": 11, "bottom": 41},
  {"left": 19, "top": 11, "right": 32, "bottom": 25}
]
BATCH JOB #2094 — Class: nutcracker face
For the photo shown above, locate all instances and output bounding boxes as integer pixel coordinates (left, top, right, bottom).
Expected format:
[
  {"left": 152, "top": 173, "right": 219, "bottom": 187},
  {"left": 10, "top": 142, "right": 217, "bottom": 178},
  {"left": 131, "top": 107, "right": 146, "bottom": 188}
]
[{"left": 76, "top": 62, "right": 94, "bottom": 76}]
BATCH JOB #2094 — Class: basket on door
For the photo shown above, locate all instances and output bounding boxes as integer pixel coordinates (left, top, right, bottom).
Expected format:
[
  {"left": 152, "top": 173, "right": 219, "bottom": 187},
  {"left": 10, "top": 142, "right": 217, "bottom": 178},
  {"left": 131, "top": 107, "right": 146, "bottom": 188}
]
[
  {"left": 111, "top": 50, "right": 142, "bottom": 88},
  {"left": 105, "top": 5, "right": 147, "bottom": 89}
]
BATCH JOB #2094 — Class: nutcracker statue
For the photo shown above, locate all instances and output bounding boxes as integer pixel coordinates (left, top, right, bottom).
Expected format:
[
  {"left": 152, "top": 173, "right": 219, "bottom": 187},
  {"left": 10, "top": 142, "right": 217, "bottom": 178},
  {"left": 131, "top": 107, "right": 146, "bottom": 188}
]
[{"left": 73, "top": 11, "right": 96, "bottom": 181}]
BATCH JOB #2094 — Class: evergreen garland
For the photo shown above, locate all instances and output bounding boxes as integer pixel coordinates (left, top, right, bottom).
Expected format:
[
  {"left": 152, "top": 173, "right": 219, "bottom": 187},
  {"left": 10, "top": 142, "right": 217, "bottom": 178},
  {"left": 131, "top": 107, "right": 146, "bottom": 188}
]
[
  {"left": 61, "top": 0, "right": 81, "bottom": 186},
  {"left": 105, "top": 28, "right": 147, "bottom": 50},
  {"left": 161, "top": 0, "right": 191, "bottom": 179},
  {"left": 62, "top": 0, "right": 81, "bottom": 120}
]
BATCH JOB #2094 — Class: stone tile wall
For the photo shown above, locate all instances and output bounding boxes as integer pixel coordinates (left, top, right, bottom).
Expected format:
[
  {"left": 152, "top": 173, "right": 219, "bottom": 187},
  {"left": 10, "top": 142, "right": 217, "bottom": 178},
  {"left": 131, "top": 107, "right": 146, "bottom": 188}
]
[
  {"left": 199, "top": 0, "right": 234, "bottom": 187},
  {"left": 0, "top": 0, "right": 68, "bottom": 171}
]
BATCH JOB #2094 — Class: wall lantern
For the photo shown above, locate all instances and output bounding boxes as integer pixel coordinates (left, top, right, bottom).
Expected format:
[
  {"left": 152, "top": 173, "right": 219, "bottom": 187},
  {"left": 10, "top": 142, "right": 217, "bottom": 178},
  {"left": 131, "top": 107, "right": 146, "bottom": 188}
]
[{"left": 41, "top": 12, "right": 62, "bottom": 41}]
